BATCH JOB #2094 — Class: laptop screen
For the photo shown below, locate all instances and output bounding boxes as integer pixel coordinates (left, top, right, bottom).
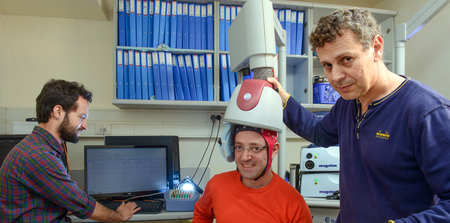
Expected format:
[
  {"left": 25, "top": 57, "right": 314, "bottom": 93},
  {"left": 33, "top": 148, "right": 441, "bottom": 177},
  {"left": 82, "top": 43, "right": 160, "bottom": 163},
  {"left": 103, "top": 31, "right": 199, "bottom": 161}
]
[{"left": 84, "top": 145, "right": 167, "bottom": 197}]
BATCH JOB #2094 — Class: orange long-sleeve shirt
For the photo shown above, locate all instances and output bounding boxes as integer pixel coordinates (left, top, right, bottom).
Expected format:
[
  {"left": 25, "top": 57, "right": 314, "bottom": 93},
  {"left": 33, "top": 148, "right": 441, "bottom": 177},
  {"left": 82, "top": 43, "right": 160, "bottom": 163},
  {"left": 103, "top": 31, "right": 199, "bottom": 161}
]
[{"left": 193, "top": 170, "right": 312, "bottom": 223}]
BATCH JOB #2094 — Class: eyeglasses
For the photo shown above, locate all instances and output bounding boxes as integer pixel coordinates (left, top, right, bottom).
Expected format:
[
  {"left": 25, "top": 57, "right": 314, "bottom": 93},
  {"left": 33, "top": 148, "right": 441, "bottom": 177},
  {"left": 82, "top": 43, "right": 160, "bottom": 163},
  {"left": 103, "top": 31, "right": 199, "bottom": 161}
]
[{"left": 232, "top": 144, "right": 268, "bottom": 154}]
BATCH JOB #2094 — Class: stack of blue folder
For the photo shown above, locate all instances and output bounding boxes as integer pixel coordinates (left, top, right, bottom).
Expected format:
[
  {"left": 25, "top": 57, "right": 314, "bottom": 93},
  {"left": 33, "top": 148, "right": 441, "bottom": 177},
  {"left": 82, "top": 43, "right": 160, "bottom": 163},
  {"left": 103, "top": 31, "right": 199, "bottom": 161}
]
[
  {"left": 274, "top": 9, "right": 305, "bottom": 55},
  {"left": 218, "top": 5, "right": 241, "bottom": 52},
  {"left": 117, "top": 0, "right": 214, "bottom": 50},
  {"left": 219, "top": 54, "right": 238, "bottom": 102},
  {"left": 117, "top": 49, "right": 214, "bottom": 101}
]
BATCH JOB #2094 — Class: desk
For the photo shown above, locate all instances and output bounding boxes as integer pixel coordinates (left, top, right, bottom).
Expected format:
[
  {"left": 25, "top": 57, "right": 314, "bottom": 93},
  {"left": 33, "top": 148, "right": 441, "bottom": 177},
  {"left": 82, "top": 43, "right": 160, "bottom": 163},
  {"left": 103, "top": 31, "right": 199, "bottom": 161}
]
[
  {"left": 70, "top": 210, "right": 193, "bottom": 222},
  {"left": 304, "top": 197, "right": 339, "bottom": 208}
]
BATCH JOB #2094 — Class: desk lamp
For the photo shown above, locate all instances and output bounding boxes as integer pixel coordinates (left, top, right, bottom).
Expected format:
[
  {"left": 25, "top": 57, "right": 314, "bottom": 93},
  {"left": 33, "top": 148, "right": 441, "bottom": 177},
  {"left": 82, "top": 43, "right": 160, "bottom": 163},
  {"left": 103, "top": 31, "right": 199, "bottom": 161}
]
[
  {"left": 173, "top": 176, "right": 203, "bottom": 194},
  {"left": 164, "top": 176, "right": 202, "bottom": 212}
]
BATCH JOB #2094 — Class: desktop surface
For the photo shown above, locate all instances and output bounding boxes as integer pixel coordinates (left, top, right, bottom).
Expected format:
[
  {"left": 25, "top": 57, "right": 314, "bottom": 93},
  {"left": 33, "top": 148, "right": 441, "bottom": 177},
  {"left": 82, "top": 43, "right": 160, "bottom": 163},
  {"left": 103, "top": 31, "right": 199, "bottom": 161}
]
[{"left": 69, "top": 210, "right": 193, "bottom": 222}]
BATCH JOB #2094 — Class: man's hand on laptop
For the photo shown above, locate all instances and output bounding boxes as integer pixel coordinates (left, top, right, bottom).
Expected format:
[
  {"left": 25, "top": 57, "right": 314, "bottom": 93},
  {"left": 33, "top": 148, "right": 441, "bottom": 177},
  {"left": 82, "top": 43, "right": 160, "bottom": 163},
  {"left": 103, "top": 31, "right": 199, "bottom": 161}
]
[{"left": 117, "top": 201, "right": 141, "bottom": 221}]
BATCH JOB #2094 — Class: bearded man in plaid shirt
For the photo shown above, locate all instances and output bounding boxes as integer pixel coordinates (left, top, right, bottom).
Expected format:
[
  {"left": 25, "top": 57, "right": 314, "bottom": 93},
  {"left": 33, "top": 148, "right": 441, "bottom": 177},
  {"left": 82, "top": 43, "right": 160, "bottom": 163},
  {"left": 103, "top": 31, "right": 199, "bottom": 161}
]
[{"left": 0, "top": 79, "right": 141, "bottom": 222}]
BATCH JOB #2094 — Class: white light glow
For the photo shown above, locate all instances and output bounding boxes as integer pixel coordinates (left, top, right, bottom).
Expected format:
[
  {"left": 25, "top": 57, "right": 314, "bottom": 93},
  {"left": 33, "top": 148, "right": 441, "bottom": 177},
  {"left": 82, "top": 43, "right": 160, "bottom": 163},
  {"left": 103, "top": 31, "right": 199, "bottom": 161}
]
[{"left": 182, "top": 183, "right": 194, "bottom": 191}]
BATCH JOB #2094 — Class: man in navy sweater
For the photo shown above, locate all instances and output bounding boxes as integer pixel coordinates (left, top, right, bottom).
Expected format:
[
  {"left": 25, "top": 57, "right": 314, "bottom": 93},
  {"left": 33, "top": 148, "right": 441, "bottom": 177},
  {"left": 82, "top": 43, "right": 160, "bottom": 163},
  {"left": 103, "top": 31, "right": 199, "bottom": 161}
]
[{"left": 268, "top": 8, "right": 450, "bottom": 223}]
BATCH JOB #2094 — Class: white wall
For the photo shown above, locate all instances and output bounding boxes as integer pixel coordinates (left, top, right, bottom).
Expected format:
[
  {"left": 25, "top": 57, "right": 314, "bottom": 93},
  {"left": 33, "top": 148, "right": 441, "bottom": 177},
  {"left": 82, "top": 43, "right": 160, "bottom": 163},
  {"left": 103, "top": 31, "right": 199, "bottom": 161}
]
[
  {"left": 0, "top": 12, "right": 4, "bottom": 108},
  {"left": 375, "top": 0, "right": 450, "bottom": 99},
  {"left": 1, "top": 15, "right": 114, "bottom": 109},
  {"left": 0, "top": 13, "right": 5, "bottom": 133}
]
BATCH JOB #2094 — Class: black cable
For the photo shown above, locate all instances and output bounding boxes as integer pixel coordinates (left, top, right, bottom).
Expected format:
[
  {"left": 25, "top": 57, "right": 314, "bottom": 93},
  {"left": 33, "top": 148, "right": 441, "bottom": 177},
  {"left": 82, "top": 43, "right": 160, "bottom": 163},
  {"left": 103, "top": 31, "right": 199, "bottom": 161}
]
[
  {"left": 192, "top": 116, "right": 216, "bottom": 179},
  {"left": 199, "top": 117, "right": 222, "bottom": 185}
]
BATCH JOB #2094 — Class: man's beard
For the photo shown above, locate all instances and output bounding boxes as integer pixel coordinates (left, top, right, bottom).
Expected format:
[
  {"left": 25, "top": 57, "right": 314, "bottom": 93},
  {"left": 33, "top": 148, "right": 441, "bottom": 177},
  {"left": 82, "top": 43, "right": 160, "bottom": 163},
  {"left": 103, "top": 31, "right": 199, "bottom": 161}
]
[{"left": 58, "top": 114, "right": 80, "bottom": 143}]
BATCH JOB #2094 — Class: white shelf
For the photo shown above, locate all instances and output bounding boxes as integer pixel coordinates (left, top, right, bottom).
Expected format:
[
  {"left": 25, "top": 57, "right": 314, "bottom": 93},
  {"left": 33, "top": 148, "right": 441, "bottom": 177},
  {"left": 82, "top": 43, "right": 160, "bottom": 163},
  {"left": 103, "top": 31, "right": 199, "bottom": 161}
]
[
  {"left": 117, "top": 46, "right": 214, "bottom": 55},
  {"left": 112, "top": 99, "right": 227, "bottom": 111}
]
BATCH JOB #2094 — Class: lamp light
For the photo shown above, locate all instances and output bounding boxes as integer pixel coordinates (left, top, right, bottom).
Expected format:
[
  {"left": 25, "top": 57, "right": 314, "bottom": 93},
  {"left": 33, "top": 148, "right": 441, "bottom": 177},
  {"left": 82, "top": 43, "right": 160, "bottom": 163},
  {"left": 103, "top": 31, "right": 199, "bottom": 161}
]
[{"left": 173, "top": 176, "right": 203, "bottom": 194}]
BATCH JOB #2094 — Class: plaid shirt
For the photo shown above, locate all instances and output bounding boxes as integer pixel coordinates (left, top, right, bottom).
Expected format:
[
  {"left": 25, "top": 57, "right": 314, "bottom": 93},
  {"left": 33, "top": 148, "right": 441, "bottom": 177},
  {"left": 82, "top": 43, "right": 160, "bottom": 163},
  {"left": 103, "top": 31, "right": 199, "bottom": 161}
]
[{"left": 0, "top": 126, "right": 96, "bottom": 222}]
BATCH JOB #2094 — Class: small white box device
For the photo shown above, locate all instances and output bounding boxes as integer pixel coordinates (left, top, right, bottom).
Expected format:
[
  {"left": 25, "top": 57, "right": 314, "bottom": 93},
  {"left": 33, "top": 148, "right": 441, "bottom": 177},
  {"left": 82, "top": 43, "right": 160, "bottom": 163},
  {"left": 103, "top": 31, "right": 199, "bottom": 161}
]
[
  {"left": 300, "top": 146, "right": 339, "bottom": 172},
  {"left": 300, "top": 172, "right": 339, "bottom": 198}
]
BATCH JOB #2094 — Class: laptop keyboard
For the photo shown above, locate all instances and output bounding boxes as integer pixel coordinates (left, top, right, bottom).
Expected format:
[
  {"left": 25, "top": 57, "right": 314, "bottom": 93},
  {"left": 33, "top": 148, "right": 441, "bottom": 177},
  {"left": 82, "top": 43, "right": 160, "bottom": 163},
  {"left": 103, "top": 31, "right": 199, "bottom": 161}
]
[{"left": 99, "top": 200, "right": 164, "bottom": 214}]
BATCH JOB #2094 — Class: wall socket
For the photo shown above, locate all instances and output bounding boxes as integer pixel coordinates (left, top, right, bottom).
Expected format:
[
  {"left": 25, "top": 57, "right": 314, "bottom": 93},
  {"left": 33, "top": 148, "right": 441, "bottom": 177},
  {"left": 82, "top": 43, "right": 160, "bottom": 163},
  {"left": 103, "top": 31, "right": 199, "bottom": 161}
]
[
  {"left": 206, "top": 113, "right": 223, "bottom": 123},
  {"left": 95, "top": 123, "right": 112, "bottom": 135}
]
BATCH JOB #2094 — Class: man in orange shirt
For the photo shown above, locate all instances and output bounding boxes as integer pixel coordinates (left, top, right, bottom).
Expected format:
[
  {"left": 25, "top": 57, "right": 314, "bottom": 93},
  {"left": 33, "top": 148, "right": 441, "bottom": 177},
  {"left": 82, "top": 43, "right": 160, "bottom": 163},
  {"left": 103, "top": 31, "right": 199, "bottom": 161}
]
[{"left": 193, "top": 125, "right": 312, "bottom": 223}]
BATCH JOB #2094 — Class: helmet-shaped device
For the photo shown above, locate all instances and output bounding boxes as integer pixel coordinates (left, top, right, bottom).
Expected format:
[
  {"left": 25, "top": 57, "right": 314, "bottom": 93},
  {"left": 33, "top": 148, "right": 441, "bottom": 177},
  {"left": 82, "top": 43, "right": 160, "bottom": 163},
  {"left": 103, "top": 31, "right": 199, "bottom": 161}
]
[{"left": 219, "top": 79, "right": 283, "bottom": 178}]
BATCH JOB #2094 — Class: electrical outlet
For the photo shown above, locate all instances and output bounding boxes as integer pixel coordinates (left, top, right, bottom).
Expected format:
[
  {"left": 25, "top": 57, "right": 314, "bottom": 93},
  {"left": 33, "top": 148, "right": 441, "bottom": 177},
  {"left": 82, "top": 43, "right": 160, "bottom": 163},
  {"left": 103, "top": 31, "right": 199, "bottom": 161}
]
[
  {"left": 95, "top": 123, "right": 112, "bottom": 135},
  {"left": 206, "top": 113, "right": 223, "bottom": 122}
]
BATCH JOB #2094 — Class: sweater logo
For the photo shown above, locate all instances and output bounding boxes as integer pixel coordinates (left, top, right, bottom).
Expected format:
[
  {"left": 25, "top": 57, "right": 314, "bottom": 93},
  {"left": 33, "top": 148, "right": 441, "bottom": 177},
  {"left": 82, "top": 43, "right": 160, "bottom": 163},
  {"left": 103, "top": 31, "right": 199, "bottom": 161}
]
[{"left": 376, "top": 130, "right": 390, "bottom": 140}]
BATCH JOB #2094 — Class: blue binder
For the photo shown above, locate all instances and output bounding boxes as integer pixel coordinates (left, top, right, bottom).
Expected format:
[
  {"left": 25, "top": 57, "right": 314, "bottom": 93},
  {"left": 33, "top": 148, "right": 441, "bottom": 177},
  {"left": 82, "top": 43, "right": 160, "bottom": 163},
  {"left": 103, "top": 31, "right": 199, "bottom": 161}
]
[
  {"left": 275, "top": 9, "right": 278, "bottom": 54},
  {"left": 128, "top": 50, "right": 136, "bottom": 99},
  {"left": 285, "top": 9, "right": 291, "bottom": 55},
  {"left": 206, "top": 3, "right": 213, "bottom": 50},
  {"left": 176, "top": 3, "right": 183, "bottom": 49},
  {"left": 192, "top": 55, "right": 203, "bottom": 101},
  {"left": 199, "top": 54, "right": 207, "bottom": 101},
  {"left": 231, "top": 6, "right": 236, "bottom": 25},
  {"left": 136, "top": 0, "right": 143, "bottom": 47},
  {"left": 146, "top": 52, "right": 155, "bottom": 100},
  {"left": 118, "top": 0, "right": 126, "bottom": 46},
  {"left": 291, "top": 11, "right": 297, "bottom": 55},
  {"left": 184, "top": 54, "right": 198, "bottom": 100},
  {"left": 148, "top": 0, "right": 154, "bottom": 47},
  {"left": 135, "top": 51, "right": 142, "bottom": 99},
  {"left": 243, "top": 71, "right": 254, "bottom": 81},
  {"left": 141, "top": 51, "right": 149, "bottom": 100},
  {"left": 172, "top": 54, "right": 184, "bottom": 100},
  {"left": 159, "top": 1, "right": 166, "bottom": 47},
  {"left": 201, "top": 5, "right": 207, "bottom": 50},
  {"left": 165, "top": 52, "right": 175, "bottom": 100},
  {"left": 153, "top": 0, "right": 160, "bottom": 47},
  {"left": 164, "top": 1, "right": 171, "bottom": 46},
  {"left": 237, "top": 6, "right": 241, "bottom": 14},
  {"left": 195, "top": 4, "right": 201, "bottom": 50},
  {"left": 182, "top": 3, "right": 189, "bottom": 49},
  {"left": 126, "top": 0, "right": 131, "bottom": 46},
  {"left": 206, "top": 53, "right": 213, "bottom": 101},
  {"left": 279, "top": 10, "right": 285, "bottom": 33},
  {"left": 158, "top": 51, "right": 168, "bottom": 100},
  {"left": 188, "top": 3, "right": 195, "bottom": 49},
  {"left": 296, "top": 12, "right": 304, "bottom": 55},
  {"left": 170, "top": 1, "right": 177, "bottom": 48},
  {"left": 124, "top": 50, "right": 129, "bottom": 99},
  {"left": 219, "top": 5, "right": 225, "bottom": 51},
  {"left": 117, "top": 49, "right": 124, "bottom": 99},
  {"left": 225, "top": 6, "right": 230, "bottom": 51},
  {"left": 142, "top": 0, "right": 148, "bottom": 47},
  {"left": 130, "top": 0, "right": 137, "bottom": 47},
  {"left": 152, "top": 51, "right": 162, "bottom": 100},
  {"left": 226, "top": 54, "right": 236, "bottom": 97},
  {"left": 177, "top": 55, "right": 191, "bottom": 100},
  {"left": 220, "top": 54, "right": 230, "bottom": 101}
]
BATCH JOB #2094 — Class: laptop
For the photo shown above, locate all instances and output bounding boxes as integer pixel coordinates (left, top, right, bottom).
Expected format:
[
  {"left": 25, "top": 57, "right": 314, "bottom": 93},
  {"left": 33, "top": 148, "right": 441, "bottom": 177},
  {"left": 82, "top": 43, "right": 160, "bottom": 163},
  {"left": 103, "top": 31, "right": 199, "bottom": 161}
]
[{"left": 84, "top": 145, "right": 168, "bottom": 213}]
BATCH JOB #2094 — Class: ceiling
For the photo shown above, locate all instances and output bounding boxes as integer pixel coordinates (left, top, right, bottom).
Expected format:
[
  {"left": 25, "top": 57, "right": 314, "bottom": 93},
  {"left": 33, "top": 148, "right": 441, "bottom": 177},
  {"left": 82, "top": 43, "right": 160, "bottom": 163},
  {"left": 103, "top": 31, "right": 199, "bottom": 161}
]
[{"left": 0, "top": 0, "right": 113, "bottom": 21}]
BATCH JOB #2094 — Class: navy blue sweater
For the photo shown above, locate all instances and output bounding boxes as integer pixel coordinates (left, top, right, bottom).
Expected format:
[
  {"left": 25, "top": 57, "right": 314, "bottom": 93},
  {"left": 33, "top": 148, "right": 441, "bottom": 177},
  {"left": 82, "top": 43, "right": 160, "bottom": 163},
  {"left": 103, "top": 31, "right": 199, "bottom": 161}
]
[{"left": 284, "top": 78, "right": 450, "bottom": 222}]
